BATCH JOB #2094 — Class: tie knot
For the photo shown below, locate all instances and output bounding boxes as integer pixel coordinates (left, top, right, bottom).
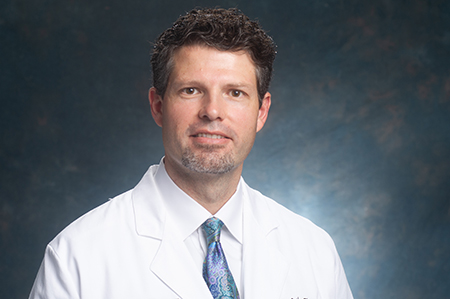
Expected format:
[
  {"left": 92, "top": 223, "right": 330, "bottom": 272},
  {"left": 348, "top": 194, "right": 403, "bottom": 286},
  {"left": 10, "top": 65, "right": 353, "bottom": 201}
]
[{"left": 202, "top": 217, "right": 224, "bottom": 245}]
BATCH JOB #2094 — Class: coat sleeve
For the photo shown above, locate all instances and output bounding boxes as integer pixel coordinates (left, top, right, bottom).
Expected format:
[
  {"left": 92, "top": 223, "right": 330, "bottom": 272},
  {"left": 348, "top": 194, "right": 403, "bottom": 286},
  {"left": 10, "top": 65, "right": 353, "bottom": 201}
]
[
  {"left": 333, "top": 246, "right": 354, "bottom": 299},
  {"left": 29, "top": 244, "right": 80, "bottom": 299},
  {"left": 316, "top": 232, "right": 354, "bottom": 299}
]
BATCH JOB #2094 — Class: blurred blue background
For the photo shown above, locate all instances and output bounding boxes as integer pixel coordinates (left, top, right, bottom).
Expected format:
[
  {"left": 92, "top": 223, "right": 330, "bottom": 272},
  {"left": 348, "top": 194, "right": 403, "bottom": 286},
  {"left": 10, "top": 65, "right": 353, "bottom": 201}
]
[{"left": 1, "top": 0, "right": 449, "bottom": 298}]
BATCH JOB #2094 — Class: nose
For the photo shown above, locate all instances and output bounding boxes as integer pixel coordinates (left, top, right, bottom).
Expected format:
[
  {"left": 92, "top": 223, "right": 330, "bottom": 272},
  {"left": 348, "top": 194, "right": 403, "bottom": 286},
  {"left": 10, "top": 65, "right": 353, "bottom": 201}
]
[{"left": 198, "top": 92, "right": 225, "bottom": 121}]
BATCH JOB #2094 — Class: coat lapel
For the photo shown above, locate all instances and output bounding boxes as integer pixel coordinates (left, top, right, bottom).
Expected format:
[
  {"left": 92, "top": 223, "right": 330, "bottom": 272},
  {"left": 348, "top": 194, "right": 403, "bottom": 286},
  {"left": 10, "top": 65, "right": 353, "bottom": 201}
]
[
  {"left": 150, "top": 218, "right": 213, "bottom": 299},
  {"left": 132, "top": 165, "right": 212, "bottom": 299},
  {"left": 242, "top": 185, "right": 290, "bottom": 299}
]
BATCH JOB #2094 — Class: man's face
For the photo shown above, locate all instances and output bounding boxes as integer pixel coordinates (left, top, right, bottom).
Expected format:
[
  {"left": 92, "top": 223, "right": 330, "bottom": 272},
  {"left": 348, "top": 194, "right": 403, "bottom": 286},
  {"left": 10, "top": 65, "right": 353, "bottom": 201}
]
[{"left": 149, "top": 45, "right": 270, "bottom": 177}]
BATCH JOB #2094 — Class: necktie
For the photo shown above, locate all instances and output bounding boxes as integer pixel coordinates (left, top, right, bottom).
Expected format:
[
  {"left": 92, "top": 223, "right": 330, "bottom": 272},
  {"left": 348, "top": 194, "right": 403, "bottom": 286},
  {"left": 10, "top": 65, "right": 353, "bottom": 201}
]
[{"left": 202, "top": 217, "right": 240, "bottom": 299}]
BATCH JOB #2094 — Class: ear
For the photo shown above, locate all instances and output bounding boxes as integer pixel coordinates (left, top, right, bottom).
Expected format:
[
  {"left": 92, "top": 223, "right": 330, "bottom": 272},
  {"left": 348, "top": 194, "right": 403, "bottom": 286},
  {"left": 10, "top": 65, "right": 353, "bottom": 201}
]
[
  {"left": 256, "top": 92, "right": 271, "bottom": 132},
  {"left": 149, "top": 87, "right": 163, "bottom": 127}
]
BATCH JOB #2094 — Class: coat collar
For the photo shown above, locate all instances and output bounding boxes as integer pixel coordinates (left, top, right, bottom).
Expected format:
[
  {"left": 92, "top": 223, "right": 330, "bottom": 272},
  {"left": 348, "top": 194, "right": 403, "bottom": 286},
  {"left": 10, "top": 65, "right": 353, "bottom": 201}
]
[{"left": 131, "top": 164, "right": 166, "bottom": 239}]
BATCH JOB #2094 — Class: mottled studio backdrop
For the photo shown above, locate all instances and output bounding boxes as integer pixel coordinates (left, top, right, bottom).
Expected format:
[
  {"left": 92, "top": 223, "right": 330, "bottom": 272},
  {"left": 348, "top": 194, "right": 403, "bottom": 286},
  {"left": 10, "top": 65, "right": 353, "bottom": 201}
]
[{"left": 1, "top": 0, "right": 450, "bottom": 298}]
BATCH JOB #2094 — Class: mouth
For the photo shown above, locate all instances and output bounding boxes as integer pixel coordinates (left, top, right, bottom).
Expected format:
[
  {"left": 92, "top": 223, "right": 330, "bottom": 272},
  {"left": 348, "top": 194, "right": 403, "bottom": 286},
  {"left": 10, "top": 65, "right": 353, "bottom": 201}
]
[
  {"left": 194, "top": 133, "right": 227, "bottom": 139},
  {"left": 190, "top": 131, "right": 232, "bottom": 146}
]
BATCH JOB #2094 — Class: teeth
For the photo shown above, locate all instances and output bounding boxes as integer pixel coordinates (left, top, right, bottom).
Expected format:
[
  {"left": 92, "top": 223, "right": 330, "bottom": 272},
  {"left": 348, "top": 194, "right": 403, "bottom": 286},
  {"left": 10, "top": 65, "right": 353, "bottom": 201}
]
[{"left": 197, "top": 133, "right": 225, "bottom": 139}]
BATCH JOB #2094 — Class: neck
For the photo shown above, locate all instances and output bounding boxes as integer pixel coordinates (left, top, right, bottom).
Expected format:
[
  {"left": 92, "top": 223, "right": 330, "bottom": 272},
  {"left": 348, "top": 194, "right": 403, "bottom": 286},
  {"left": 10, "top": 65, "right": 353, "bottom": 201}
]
[{"left": 164, "top": 159, "right": 242, "bottom": 215}]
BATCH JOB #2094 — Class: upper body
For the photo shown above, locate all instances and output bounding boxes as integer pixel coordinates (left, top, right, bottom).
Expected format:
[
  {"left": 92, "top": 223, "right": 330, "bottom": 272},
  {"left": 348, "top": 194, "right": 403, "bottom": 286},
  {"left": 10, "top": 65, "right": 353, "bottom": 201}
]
[
  {"left": 29, "top": 8, "right": 353, "bottom": 299},
  {"left": 29, "top": 160, "right": 353, "bottom": 299}
]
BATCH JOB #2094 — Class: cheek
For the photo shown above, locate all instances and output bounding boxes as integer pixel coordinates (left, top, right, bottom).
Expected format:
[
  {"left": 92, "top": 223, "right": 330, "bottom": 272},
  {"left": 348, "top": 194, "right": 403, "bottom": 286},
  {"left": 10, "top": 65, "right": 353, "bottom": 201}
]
[
  {"left": 162, "top": 105, "right": 192, "bottom": 135},
  {"left": 236, "top": 109, "right": 259, "bottom": 129}
]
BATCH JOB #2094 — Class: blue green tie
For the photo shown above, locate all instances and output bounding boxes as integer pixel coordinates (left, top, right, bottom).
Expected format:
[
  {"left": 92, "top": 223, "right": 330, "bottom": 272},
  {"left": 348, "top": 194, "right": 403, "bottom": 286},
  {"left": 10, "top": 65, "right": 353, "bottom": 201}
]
[{"left": 202, "top": 217, "right": 240, "bottom": 299}]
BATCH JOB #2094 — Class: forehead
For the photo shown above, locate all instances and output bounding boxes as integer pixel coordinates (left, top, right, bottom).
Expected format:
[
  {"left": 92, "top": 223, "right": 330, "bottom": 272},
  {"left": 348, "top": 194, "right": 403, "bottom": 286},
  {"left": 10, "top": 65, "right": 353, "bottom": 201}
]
[{"left": 168, "top": 45, "right": 257, "bottom": 85}]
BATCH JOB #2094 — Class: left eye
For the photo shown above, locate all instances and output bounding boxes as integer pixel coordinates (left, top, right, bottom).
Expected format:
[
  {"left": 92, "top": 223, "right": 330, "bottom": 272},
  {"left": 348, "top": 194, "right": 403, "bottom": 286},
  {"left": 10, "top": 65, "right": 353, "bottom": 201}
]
[{"left": 230, "top": 90, "right": 242, "bottom": 97}]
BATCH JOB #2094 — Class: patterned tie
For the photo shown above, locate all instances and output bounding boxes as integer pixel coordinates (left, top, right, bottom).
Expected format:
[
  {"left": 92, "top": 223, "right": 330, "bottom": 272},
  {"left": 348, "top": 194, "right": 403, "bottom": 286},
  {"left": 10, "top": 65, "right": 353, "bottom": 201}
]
[{"left": 202, "top": 217, "right": 240, "bottom": 299}]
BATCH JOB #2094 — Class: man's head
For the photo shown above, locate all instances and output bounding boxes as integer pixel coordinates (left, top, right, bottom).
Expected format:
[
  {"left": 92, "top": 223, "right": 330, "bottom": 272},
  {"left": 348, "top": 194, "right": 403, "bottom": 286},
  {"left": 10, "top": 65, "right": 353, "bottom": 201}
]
[
  {"left": 151, "top": 8, "right": 276, "bottom": 104},
  {"left": 149, "top": 8, "right": 274, "bottom": 182}
]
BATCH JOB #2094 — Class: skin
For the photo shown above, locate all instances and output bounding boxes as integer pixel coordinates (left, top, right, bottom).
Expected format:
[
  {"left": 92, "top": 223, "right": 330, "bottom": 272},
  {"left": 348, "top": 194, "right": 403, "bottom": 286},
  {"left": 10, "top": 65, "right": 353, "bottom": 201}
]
[{"left": 149, "top": 45, "right": 271, "bottom": 214}]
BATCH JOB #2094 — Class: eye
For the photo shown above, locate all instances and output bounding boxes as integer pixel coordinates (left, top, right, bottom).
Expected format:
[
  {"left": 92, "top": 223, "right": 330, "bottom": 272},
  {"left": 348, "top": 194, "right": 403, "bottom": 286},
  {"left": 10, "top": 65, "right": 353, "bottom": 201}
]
[
  {"left": 182, "top": 87, "right": 198, "bottom": 95},
  {"left": 230, "top": 90, "right": 243, "bottom": 97}
]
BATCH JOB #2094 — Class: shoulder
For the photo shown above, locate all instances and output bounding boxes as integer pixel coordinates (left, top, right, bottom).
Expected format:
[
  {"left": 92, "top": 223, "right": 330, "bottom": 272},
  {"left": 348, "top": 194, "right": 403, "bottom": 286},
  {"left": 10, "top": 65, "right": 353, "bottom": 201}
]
[
  {"left": 49, "top": 164, "right": 162, "bottom": 251},
  {"left": 48, "top": 189, "right": 134, "bottom": 252}
]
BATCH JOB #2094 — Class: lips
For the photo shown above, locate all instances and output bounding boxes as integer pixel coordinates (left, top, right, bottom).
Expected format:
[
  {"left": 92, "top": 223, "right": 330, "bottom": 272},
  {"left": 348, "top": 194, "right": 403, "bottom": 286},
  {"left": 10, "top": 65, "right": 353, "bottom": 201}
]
[{"left": 188, "top": 124, "right": 234, "bottom": 142}]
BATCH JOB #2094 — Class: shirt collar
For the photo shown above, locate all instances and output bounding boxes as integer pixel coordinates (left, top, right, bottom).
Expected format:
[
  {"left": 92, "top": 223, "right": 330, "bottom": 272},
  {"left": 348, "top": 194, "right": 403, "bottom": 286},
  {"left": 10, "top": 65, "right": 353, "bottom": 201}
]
[
  {"left": 155, "top": 157, "right": 243, "bottom": 244},
  {"left": 215, "top": 181, "right": 243, "bottom": 244}
]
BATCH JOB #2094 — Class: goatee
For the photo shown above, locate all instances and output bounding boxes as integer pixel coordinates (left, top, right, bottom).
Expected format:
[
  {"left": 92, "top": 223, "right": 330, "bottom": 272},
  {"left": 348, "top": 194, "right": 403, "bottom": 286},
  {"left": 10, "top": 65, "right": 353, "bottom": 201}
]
[{"left": 181, "top": 146, "right": 235, "bottom": 174}]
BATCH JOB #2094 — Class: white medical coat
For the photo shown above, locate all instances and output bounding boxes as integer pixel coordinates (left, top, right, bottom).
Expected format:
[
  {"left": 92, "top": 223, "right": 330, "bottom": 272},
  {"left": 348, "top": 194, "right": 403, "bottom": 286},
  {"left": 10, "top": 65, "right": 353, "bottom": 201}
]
[{"left": 29, "top": 163, "right": 353, "bottom": 299}]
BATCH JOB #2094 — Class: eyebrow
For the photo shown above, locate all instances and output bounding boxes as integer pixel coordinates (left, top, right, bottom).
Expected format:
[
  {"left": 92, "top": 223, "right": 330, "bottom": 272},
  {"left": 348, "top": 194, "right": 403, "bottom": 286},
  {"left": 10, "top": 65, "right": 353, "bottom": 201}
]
[{"left": 224, "top": 83, "right": 253, "bottom": 89}]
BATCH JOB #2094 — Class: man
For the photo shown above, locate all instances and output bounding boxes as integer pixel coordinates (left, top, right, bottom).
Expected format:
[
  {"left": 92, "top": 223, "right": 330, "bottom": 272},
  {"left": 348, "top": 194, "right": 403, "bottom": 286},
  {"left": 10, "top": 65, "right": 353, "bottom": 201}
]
[{"left": 29, "top": 8, "right": 353, "bottom": 299}]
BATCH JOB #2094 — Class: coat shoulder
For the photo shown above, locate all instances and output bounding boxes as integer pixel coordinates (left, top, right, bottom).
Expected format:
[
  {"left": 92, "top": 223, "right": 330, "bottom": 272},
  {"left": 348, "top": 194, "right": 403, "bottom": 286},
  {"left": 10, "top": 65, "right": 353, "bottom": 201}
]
[
  {"left": 48, "top": 189, "right": 134, "bottom": 252},
  {"left": 246, "top": 186, "right": 336, "bottom": 248}
]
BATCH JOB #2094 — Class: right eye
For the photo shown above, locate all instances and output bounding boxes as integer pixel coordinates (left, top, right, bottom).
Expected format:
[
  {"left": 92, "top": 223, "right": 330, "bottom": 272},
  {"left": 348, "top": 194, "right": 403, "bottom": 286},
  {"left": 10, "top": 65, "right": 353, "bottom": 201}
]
[{"left": 182, "top": 87, "right": 198, "bottom": 95}]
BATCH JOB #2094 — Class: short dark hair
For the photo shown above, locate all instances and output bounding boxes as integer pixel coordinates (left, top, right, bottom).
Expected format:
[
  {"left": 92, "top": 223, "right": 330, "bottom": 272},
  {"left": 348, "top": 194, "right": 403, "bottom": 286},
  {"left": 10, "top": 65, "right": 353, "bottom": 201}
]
[{"left": 151, "top": 8, "right": 276, "bottom": 103}]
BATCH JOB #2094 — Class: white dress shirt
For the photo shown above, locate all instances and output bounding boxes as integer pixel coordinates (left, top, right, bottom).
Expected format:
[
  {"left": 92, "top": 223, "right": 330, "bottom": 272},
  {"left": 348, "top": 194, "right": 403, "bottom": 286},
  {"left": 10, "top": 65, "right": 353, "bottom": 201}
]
[{"left": 154, "top": 161, "right": 244, "bottom": 294}]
